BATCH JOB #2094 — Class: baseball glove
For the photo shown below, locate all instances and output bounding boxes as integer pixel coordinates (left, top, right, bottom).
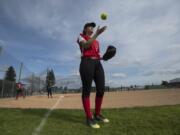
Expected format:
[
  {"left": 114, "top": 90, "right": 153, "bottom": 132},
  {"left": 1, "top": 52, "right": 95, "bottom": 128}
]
[{"left": 102, "top": 45, "right": 116, "bottom": 61}]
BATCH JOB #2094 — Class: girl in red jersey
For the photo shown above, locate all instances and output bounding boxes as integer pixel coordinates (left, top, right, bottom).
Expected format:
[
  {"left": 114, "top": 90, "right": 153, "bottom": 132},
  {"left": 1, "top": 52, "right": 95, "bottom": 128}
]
[
  {"left": 77, "top": 22, "right": 109, "bottom": 129},
  {"left": 16, "top": 82, "right": 25, "bottom": 100}
]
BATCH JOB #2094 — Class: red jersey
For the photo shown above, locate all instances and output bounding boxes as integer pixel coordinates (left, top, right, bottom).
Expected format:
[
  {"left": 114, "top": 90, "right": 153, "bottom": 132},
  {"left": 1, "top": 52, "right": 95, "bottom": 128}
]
[
  {"left": 16, "top": 83, "right": 23, "bottom": 89},
  {"left": 77, "top": 34, "right": 100, "bottom": 59}
]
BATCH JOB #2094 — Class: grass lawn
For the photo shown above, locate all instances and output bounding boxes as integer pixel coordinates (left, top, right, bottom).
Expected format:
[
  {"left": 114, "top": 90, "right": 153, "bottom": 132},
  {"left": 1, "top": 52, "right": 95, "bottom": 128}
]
[{"left": 0, "top": 105, "right": 180, "bottom": 135}]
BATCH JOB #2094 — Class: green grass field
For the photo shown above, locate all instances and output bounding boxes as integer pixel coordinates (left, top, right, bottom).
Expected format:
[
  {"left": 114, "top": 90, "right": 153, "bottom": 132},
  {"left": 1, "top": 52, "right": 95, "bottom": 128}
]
[{"left": 0, "top": 105, "right": 180, "bottom": 135}]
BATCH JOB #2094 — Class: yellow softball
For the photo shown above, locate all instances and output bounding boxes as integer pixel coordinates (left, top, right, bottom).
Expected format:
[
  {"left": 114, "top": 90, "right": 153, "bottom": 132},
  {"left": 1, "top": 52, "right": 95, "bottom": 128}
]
[{"left": 100, "top": 13, "right": 107, "bottom": 20}]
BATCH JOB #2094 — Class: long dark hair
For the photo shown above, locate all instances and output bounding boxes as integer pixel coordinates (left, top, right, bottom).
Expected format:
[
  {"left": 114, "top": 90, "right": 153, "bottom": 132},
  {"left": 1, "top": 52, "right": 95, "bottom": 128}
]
[{"left": 83, "top": 29, "right": 86, "bottom": 35}]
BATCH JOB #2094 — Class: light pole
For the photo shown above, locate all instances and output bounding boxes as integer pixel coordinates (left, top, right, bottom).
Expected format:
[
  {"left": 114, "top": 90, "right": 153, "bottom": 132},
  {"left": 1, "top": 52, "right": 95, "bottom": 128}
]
[{"left": 18, "top": 62, "right": 23, "bottom": 83}]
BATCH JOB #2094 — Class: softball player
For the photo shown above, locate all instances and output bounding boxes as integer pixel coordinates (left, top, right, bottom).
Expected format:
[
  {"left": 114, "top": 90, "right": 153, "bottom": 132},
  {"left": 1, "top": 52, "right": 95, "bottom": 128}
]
[
  {"left": 15, "top": 82, "right": 25, "bottom": 100},
  {"left": 47, "top": 82, "right": 53, "bottom": 98},
  {"left": 77, "top": 22, "right": 109, "bottom": 129}
]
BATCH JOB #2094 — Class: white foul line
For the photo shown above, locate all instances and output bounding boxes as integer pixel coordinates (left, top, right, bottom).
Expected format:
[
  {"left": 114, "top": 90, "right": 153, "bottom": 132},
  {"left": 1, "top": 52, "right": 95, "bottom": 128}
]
[{"left": 32, "top": 96, "right": 64, "bottom": 135}]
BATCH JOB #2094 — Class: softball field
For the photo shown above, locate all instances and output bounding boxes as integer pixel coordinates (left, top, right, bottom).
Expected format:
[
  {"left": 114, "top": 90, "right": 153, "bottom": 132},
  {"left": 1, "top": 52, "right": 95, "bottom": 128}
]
[{"left": 0, "top": 89, "right": 180, "bottom": 109}]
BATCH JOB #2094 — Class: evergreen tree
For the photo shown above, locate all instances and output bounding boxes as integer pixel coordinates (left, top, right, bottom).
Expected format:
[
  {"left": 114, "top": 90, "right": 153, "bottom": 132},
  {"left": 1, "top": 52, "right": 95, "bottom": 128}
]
[
  {"left": 50, "top": 69, "right": 55, "bottom": 86},
  {"left": 4, "top": 66, "right": 16, "bottom": 82},
  {"left": 161, "top": 80, "right": 168, "bottom": 87},
  {"left": 46, "top": 69, "right": 56, "bottom": 87}
]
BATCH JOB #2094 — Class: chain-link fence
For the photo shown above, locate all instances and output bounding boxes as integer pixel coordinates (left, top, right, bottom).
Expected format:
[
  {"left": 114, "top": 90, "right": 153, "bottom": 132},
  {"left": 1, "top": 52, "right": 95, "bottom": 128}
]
[
  {"left": 0, "top": 79, "right": 34, "bottom": 98},
  {"left": 0, "top": 80, "right": 15, "bottom": 98}
]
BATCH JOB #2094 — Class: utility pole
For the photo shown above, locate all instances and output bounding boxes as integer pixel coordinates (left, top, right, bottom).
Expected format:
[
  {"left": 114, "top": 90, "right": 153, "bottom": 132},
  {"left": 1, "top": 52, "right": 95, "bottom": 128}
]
[{"left": 18, "top": 62, "right": 23, "bottom": 82}]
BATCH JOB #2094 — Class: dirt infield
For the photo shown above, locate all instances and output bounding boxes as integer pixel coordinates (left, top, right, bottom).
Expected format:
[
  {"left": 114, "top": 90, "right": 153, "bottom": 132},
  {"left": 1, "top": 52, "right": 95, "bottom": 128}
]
[{"left": 0, "top": 89, "right": 180, "bottom": 109}]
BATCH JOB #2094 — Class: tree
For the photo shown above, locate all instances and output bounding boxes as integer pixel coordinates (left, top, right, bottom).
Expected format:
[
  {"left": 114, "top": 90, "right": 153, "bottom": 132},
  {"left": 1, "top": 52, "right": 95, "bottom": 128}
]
[
  {"left": 50, "top": 69, "right": 55, "bottom": 86},
  {"left": 161, "top": 80, "right": 168, "bottom": 87},
  {"left": 4, "top": 66, "right": 16, "bottom": 82},
  {"left": 46, "top": 71, "right": 50, "bottom": 86},
  {"left": 46, "top": 69, "right": 56, "bottom": 87}
]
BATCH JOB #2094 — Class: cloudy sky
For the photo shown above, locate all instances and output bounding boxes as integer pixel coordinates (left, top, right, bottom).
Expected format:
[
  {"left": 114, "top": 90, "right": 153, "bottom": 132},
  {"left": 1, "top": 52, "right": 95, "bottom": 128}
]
[{"left": 0, "top": 0, "right": 180, "bottom": 87}]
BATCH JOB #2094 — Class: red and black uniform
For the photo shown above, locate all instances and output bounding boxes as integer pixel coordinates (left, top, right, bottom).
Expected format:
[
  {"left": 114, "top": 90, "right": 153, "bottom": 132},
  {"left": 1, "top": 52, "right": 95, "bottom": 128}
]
[
  {"left": 77, "top": 33, "right": 105, "bottom": 119},
  {"left": 16, "top": 82, "right": 25, "bottom": 99}
]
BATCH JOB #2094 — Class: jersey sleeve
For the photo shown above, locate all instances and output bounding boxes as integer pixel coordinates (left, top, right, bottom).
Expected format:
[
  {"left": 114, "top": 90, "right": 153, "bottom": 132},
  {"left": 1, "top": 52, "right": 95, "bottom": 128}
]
[{"left": 78, "top": 35, "right": 86, "bottom": 44}]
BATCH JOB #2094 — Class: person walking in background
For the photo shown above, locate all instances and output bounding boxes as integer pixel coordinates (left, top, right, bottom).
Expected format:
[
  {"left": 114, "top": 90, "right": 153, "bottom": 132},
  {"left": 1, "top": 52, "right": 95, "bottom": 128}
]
[{"left": 47, "top": 82, "right": 52, "bottom": 98}]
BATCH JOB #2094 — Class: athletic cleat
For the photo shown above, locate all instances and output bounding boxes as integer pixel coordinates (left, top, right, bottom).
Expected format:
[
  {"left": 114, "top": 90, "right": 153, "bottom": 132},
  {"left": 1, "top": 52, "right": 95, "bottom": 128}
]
[
  {"left": 87, "top": 118, "right": 100, "bottom": 129},
  {"left": 94, "top": 114, "right": 110, "bottom": 123}
]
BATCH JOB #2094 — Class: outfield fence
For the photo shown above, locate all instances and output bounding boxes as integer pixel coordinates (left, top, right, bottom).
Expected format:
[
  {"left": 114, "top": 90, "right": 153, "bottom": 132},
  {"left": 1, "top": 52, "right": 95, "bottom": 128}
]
[
  {"left": 0, "top": 80, "right": 34, "bottom": 98},
  {"left": 0, "top": 80, "right": 15, "bottom": 98}
]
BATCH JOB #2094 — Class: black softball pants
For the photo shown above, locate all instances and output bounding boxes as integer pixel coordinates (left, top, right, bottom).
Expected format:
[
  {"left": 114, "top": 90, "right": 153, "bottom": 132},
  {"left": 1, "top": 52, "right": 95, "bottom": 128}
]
[{"left": 79, "top": 57, "right": 105, "bottom": 98}]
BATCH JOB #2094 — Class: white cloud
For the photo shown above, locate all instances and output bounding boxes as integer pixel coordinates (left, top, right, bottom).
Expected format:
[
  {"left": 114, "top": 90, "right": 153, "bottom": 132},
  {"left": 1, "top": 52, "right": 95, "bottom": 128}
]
[
  {"left": 108, "top": 57, "right": 145, "bottom": 67},
  {"left": 2, "top": 0, "right": 92, "bottom": 44},
  {"left": 112, "top": 73, "right": 127, "bottom": 78}
]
